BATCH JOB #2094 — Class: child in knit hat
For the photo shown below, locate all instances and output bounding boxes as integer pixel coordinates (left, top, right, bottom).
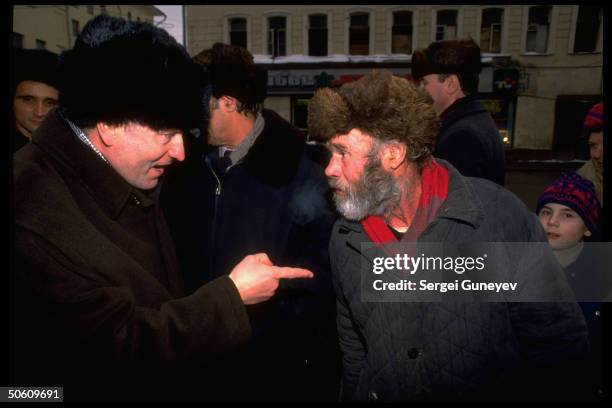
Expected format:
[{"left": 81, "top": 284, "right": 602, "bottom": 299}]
[
  {"left": 537, "top": 171, "right": 606, "bottom": 400},
  {"left": 537, "top": 171, "right": 600, "bottom": 259}
]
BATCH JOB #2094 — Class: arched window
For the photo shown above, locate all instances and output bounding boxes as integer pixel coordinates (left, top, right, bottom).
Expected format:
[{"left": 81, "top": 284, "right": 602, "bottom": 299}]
[
  {"left": 436, "top": 10, "right": 457, "bottom": 41},
  {"left": 481, "top": 8, "right": 503, "bottom": 53},
  {"left": 308, "top": 14, "right": 328, "bottom": 56},
  {"left": 229, "top": 17, "right": 247, "bottom": 48},
  {"left": 392, "top": 11, "right": 413, "bottom": 54},
  {"left": 268, "top": 16, "right": 287, "bottom": 57},
  {"left": 526, "top": 6, "right": 551, "bottom": 53},
  {"left": 349, "top": 12, "right": 369, "bottom": 55}
]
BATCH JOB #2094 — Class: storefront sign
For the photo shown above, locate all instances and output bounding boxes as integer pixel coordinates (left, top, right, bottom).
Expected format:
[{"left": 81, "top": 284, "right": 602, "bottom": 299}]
[{"left": 268, "top": 66, "right": 495, "bottom": 95}]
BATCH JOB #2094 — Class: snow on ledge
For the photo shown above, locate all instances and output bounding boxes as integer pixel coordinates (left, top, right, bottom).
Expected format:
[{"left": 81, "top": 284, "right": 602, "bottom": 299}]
[{"left": 253, "top": 53, "right": 507, "bottom": 64}]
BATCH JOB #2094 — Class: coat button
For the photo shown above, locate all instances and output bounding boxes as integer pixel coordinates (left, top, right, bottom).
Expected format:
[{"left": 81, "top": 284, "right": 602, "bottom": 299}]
[
  {"left": 407, "top": 347, "right": 420, "bottom": 359},
  {"left": 595, "top": 310, "right": 601, "bottom": 317},
  {"left": 368, "top": 390, "right": 378, "bottom": 401}
]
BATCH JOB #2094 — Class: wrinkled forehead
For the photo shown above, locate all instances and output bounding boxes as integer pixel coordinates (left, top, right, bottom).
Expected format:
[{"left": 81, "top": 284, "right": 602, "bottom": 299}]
[{"left": 326, "top": 128, "right": 377, "bottom": 154}]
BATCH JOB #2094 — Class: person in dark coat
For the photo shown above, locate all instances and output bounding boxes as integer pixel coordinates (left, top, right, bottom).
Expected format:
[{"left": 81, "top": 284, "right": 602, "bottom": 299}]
[
  {"left": 412, "top": 38, "right": 506, "bottom": 186},
  {"left": 307, "top": 69, "right": 589, "bottom": 402},
  {"left": 11, "top": 16, "right": 313, "bottom": 403},
  {"left": 11, "top": 48, "right": 60, "bottom": 152},
  {"left": 536, "top": 172, "right": 607, "bottom": 402},
  {"left": 161, "top": 43, "right": 340, "bottom": 402}
]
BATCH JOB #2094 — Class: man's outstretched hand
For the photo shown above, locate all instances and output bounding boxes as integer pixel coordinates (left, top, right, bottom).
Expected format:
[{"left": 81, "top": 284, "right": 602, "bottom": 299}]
[{"left": 229, "top": 253, "right": 313, "bottom": 304}]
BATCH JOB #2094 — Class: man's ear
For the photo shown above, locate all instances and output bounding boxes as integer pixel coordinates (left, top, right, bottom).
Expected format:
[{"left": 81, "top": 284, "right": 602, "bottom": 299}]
[
  {"left": 444, "top": 74, "right": 460, "bottom": 94},
  {"left": 380, "top": 141, "right": 407, "bottom": 171},
  {"left": 220, "top": 95, "right": 238, "bottom": 113},
  {"left": 95, "top": 122, "right": 120, "bottom": 147}
]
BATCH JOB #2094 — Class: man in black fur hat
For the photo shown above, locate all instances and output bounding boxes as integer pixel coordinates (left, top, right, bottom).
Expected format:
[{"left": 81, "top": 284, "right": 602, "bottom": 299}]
[
  {"left": 161, "top": 43, "right": 340, "bottom": 402},
  {"left": 11, "top": 48, "right": 60, "bottom": 152},
  {"left": 412, "top": 38, "right": 505, "bottom": 185},
  {"left": 12, "top": 16, "right": 313, "bottom": 402}
]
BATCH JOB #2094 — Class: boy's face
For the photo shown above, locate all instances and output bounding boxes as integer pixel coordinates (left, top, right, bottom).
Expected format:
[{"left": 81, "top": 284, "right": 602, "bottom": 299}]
[{"left": 538, "top": 203, "right": 591, "bottom": 250}]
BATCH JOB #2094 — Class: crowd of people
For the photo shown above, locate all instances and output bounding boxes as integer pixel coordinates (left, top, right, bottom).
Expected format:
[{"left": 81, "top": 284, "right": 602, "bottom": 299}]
[{"left": 11, "top": 14, "right": 606, "bottom": 403}]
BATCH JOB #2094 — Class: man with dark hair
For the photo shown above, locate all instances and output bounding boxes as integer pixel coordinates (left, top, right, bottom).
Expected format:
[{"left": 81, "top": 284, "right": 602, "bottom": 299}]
[
  {"left": 12, "top": 16, "right": 313, "bottom": 402},
  {"left": 412, "top": 38, "right": 505, "bottom": 185},
  {"left": 11, "top": 48, "right": 60, "bottom": 152},
  {"left": 308, "top": 69, "right": 589, "bottom": 402},
  {"left": 161, "top": 43, "right": 339, "bottom": 402}
]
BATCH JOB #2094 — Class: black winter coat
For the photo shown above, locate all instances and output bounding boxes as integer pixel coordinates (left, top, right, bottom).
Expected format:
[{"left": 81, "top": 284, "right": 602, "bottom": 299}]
[
  {"left": 331, "top": 160, "right": 588, "bottom": 402},
  {"left": 161, "top": 109, "right": 340, "bottom": 401},
  {"left": 436, "top": 95, "right": 506, "bottom": 186},
  {"left": 12, "top": 110, "right": 251, "bottom": 402}
]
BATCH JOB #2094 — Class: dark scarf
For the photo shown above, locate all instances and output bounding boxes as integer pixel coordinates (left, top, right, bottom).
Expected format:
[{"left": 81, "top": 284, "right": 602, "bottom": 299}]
[{"left": 361, "top": 160, "right": 449, "bottom": 243}]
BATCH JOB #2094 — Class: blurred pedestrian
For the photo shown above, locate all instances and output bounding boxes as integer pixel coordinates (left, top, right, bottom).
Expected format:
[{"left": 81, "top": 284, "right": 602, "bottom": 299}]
[
  {"left": 412, "top": 38, "right": 505, "bottom": 185},
  {"left": 161, "top": 43, "right": 340, "bottom": 402},
  {"left": 577, "top": 102, "right": 603, "bottom": 206},
  {"left": 11, "top": 48, "right": 59, "bottom": 152}
]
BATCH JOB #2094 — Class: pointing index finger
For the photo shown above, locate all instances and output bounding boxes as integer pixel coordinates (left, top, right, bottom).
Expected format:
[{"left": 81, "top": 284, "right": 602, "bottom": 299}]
[{"left": 272, "top": 267, "right": 314, "bottom": 280}]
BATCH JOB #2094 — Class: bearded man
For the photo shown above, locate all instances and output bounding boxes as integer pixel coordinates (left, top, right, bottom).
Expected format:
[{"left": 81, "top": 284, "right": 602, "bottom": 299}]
[{"left": 307, "top": 69, "right": 590, "bottom": 403}]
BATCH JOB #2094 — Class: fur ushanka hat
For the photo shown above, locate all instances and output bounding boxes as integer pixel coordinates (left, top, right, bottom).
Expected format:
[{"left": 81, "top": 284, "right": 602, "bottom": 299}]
[
  {"left": 193, "top": 43, "right": 267, "bottom": 107},
  {"left": 59, "top": 14, "right": 206, "bottom": 131},
  {"left": 307, "top": 69, "right": 439, "bottom": 169}
]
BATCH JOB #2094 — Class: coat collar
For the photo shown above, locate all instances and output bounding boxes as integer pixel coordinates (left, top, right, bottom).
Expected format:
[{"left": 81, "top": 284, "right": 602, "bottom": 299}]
[
  {"left": 439, "top": 95, "right": 487, "bottom": 132},
  {"left": 196, "top": 108, "right": 306, "bottom": 187},
  {"left": 240, "top": 109, "right": 306, "bottom": 186},
  {"left": 336, "top": 159, "right": 485, "bottom": 240},
  {"left": 31, "top": 109, "right": 147, "bottom": 220}
]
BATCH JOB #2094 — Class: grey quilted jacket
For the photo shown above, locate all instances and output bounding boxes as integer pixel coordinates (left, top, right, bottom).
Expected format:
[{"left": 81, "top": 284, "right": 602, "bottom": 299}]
[{"left": 331, "top": 160, "right": 589, "bottom": 402}]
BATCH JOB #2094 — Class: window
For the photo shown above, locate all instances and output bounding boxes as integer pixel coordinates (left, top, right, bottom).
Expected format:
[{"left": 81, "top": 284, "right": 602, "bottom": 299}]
[
  {"left": 268, "top": 16, "right": 286, "bottom": 57},
  {"left": 229, "top": 18, "right": 247, "bottom": 48},
  {"left": 127, "top": 12, "right": 132, "bottom": 21},
  {"left": 36, "top": 39, "right": 46, "bottom": 50},
  {"left": 308, "top": 14, "right": 328, "bottom": 56},
  {"left": 72, "top": 19, "right": 80, "bottom": 37},
  {"left": 481, "top": 8, "right": 503, "bottom": 53},
  {"left": 137, "top": 17, "right": 141, "bottom": 22},
  {"left": 100, "top": 5, "right": 107, "bottom": 15},
  {"left": 436, "top": 10, "right": 457, "bottom": 41},
  {"left": 349, "top": 12, "right": 369, "bottom": 55},
  {"left": 526, "top": 6, "right": 551, "bottom": 53},
  {"left": 574, "top": 5, "right": 602, "bottom": 53},
  {"left": 392, "top": 11, "right": 413, "bottom": 54},
  {"left": 13, "top": 32, "right": 24, "bottom": 49},
  {"left": 86, "top": 5, "right": 94, "bottom": 15}
]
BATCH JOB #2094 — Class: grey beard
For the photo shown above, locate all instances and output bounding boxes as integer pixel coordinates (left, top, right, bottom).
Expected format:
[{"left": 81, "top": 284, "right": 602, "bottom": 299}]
[{"left": 331, "top": 157, "right": 402, "bottom": 221}]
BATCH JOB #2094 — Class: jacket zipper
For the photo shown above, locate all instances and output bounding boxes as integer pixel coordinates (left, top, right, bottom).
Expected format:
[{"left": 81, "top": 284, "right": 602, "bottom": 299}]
[
  {"left": 204, "top": 156, "right": 237, "bottom": 276},
  {"left": 205, "top": 157, "right": 223, "bottom": 274}
]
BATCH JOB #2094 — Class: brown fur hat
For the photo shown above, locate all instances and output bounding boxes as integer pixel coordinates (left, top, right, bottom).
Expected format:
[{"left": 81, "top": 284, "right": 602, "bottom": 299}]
[
  {"left": 411, "top": 38, "right": 481, "bottom": 94},
  {"left": 193, "top": 43, "right": 267, "bottom": 106},
  {"left": 308, "top": 69, "right": 439, "bottom": 168}
]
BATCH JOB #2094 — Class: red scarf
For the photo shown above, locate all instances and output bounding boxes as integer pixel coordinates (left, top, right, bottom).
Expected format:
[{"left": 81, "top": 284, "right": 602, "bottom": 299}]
[{"left": 361, "top": 160, "right": 449, "bottom": 243}]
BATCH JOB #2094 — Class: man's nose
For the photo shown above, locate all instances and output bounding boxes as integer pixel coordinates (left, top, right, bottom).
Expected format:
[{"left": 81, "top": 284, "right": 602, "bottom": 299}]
[
  {"left": 168, "top": 133, "right": 186, "bottom": 162},
  {"left": 34, "top": 101, "right": 46, "bottom": 117},
  {"left": 325, "top": 154, "right": 340, "bottom": 179}
]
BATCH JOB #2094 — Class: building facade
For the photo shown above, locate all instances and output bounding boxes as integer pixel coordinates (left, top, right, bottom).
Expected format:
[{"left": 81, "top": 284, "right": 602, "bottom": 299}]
[
  {"left": 185, "top": 5, "right": 603, "bottom": 153},
  {"left": 12, "top": 5, "right": 164, "bottom": 55}
]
